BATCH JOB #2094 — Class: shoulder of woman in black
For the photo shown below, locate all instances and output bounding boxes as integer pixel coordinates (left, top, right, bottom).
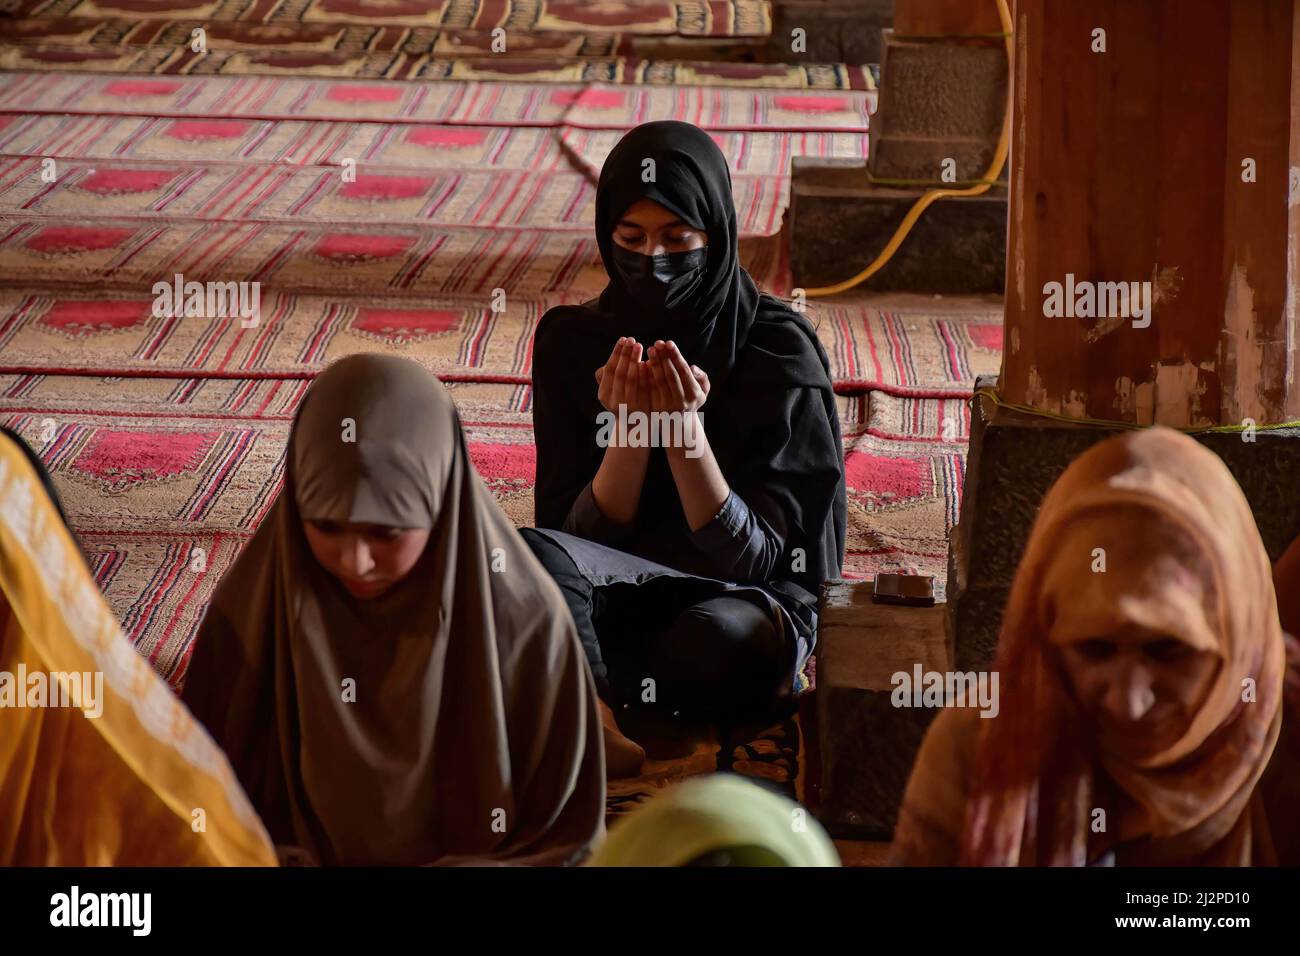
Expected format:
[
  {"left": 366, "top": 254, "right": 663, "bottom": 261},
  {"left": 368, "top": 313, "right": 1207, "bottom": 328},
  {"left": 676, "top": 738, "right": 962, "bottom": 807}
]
[{"left": 727, "top": 293, "right": 834, "bottom": 391}]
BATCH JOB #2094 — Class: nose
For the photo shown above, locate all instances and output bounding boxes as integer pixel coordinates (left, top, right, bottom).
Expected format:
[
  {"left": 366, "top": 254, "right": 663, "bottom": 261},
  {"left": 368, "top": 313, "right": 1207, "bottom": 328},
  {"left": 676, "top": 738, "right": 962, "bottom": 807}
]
[
  {"left": 339, "top": 535, "right": 375, "bottom": 578},
  {"left": 1103, "top": 661, "right": 1157, "bottom": 723}
]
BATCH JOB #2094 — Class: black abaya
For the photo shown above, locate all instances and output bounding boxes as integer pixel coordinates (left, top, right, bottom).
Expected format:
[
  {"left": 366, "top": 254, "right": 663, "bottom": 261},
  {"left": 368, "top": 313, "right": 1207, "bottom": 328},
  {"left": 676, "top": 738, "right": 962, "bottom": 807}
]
[{"left": 527, "top": 120, "right": 846, "bottom": 722}]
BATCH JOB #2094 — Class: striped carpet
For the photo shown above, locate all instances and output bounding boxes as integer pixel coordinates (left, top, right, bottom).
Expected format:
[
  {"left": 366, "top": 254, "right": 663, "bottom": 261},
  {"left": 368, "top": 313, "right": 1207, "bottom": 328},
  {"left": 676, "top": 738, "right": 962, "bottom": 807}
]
[
  {"left": 0, "top": 289, "right": 1000, "bottom": 392},
  {"left": 0, "top": 374, "right": 985, "bottom": 680},
  {"left": 0, "top": 1, "right": 886, "bottom": 89},
  {"left": 0, "top": 47, "right": 1002, "bottom": 812}
]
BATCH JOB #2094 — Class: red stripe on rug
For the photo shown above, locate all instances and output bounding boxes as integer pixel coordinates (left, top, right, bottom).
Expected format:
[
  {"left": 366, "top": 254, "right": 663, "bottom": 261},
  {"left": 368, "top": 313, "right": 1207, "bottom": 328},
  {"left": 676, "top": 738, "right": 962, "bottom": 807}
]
[{"left": 0, "top": 365, "right": 977, "bottom": 397}]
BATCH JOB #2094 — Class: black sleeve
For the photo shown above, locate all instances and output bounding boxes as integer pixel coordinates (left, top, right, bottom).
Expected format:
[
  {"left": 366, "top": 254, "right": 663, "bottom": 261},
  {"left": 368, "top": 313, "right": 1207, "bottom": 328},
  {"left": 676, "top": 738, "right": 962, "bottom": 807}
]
[
  {"left": 561, "top": 481, "right": 637, "bottom": 545},
  {"left": 531, "top": 316, "right": 599, "bottom": 530},
  {"left": 686, "top": 488, "right": 784, "bottom": 584},
  {"left": 722, "top": 385, "right": 843, "bottom": 591}
]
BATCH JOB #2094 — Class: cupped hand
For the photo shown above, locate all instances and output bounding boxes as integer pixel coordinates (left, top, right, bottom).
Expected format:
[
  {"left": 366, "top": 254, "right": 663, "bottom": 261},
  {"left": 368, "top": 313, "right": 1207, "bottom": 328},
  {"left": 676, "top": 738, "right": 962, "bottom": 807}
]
[
  {"left": 594, "top": 336, "right": 650, "bottom": 415},
  {"left": 646, "top": 340, "right": 709, "bottom": 414}
]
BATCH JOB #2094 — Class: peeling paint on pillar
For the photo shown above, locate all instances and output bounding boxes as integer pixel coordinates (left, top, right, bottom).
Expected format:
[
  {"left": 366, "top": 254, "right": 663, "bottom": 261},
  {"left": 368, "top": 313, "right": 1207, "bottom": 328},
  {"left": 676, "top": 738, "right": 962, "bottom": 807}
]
[
  {"left": 1083, "top": 313, "right": 1126, "bottom": 344},
  {"left": 1113, "top": 376, "right": 1136, "bottom": 418},
  {"left": 1152, "top": 265, "right": 1183, "bottom": 307},
  {"left": 1134, "top": 381, "right": 1155, "bottom": 426},
  {"left": 1153, "top": 361, "right": 1211, "bottom": 428},
  {"left": 1012, "top": 15, "right": 1029, "bottom": 314},
  {"left": 1220, "top": 261, "right": 1266, "bottom": 423},
  {"left": 1288, "top": 169, "right": 1299, "bottom": 406},
  {"left": 1025, "top": 365, "right": 1047, "bottom": 409}
]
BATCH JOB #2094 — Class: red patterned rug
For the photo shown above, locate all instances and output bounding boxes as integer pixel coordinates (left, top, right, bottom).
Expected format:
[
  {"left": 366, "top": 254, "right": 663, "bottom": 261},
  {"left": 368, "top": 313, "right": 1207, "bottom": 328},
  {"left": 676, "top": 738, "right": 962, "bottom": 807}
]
[
  {"left": 0, "top": 71, "right": 875, "bottom": 130},
  {"left": 0, "top": 159, "right": 795, "bottom": 237},
  {"left": 5, "top": 0, "right": 775, "bottom": 37},
  {"left": 0, "top": 289, "right": 1001, "bottom": 394},
  {"left": 0, "top": 72, "right": 874, "bottom": 274},
  {"left": 0, "top": 368, "right": 980, "bottom": 814},
  {"left": 0, "top": 113, "right": 868, "bottom": 177},
  {"left": 0, "top": 18, "right": 871, "bottom": 88},
  {"left": 0, "top": 47, "right": 1002, "bottom": 809},
  {"left": 0, "top": 375, "right": 977, "bottom": 682}
]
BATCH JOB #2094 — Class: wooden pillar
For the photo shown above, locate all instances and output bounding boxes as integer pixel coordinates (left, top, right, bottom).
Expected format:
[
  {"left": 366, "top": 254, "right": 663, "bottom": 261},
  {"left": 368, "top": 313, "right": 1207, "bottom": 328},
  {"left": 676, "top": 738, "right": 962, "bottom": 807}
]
[{"left": 1000, "top": 0, "right": 1300, "bottom": 426}]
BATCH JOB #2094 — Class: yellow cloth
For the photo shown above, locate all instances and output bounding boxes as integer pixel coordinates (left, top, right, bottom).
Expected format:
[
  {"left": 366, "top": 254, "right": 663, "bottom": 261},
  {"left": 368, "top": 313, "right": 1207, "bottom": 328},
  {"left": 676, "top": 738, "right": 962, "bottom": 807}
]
[
  {"left": 588, "top": 774, "right": 840, "bottom": 867},
  {"left": 0, "top": 433, "right": 276, "bottom": 866}
]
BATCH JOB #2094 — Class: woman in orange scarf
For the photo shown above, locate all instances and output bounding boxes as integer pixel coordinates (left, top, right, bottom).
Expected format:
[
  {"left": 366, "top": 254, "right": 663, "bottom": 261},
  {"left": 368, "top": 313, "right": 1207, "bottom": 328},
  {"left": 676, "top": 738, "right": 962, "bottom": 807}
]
[
  {"left": 894, "top": 427, "right": 1300, "bottom": 865},
  {"left": 0, "top": 430, "right": 275, "bottom": 866}
]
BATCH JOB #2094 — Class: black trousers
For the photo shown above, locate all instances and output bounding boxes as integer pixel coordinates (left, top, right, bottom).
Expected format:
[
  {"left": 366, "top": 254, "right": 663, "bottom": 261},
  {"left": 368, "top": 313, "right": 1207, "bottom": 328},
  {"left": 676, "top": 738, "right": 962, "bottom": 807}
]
[{"left": 520, "top": 528, "right": 793, "bottom": 726}]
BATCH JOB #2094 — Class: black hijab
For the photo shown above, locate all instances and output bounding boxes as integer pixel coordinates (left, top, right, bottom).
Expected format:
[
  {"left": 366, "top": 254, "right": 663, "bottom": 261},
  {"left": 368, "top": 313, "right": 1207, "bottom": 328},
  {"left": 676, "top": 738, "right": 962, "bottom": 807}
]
[{"left": 532, "top": 121, "right": 846, "bottom": 608}]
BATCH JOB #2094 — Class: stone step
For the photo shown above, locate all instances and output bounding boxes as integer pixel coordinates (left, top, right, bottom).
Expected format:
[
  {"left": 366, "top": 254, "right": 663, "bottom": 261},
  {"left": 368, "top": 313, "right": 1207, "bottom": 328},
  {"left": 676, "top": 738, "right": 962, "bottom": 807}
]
[
  {"left": 789, "top": 158, "right": 1006, "bottom": 294},
  {"left": 951, "top": 375, "right": 1300, "bottom": 671},
  {"left": 869, "top": 31, "right": 1008, "bottom": 183},
  {"left": 767, "top": 0, "right": 893, "bottom": 66},
  {"left": 814, "top": 579, "right": 950, "bottom": 839}
]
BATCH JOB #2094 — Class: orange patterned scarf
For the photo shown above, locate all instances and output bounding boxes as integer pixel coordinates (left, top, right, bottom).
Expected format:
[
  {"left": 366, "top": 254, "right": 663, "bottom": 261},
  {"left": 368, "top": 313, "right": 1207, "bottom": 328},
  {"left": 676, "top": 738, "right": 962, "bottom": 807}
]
[{"left": 961, "top": 428, "right": 1287, "bottom": 866}]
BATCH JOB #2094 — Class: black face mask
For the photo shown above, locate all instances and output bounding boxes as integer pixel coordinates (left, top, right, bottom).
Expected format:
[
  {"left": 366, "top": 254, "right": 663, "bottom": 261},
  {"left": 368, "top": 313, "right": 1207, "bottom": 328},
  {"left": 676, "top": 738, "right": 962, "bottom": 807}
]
[{"left": 610, "top": 244, "right": 708, "bottom": 314}]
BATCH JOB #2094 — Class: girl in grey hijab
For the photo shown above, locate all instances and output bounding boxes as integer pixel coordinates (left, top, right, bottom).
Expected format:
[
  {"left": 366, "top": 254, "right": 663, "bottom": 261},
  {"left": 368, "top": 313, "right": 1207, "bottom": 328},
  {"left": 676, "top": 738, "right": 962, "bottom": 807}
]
[{"left": 182, "top": 353, "right": 605, "bottom": 866}]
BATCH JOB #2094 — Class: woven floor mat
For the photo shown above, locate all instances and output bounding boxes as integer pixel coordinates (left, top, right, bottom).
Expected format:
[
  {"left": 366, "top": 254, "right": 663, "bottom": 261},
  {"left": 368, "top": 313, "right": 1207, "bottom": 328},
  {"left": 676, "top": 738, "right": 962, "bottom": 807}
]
[
  {"left": 0, "top": 375, "right": 976, "bottom": 679},
  {"left": 0, "top": 287, "right": 1002, "bottom": 394}
]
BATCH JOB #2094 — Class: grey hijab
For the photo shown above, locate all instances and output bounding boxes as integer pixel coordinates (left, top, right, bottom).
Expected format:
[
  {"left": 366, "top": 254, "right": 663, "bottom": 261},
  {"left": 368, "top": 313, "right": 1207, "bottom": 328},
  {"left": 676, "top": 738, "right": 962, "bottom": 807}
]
[{"left": 182, "top": 354, "right": 605, "bottom": 866}]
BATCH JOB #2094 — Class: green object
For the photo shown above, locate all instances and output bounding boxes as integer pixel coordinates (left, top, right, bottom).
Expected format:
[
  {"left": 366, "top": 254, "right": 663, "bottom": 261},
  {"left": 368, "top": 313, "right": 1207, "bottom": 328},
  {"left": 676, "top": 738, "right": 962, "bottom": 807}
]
[{"left": 588, "top": 775, "right": 841, "bottom": 868}]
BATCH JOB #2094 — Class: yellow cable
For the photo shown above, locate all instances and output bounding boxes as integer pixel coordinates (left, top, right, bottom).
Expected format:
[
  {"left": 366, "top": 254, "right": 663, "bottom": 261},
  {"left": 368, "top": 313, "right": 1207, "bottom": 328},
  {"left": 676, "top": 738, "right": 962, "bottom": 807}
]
[{"left": 805, "top": 0, "right": 1014, "bottom": 298}]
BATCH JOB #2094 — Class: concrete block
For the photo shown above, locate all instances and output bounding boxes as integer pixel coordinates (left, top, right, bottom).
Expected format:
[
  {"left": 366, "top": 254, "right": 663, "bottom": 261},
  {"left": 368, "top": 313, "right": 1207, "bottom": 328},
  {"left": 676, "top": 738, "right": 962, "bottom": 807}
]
[
  {"left": 815, "top": 580, "right": 950, "bottom": 838},
  {"left": 789, "top": 157, "right": 1006, "bottom": 293},
  {"left": 950, "top": 376, "right": 1300, "bottom": 671},
  {"left": 869, "top": 32, "right": 1008, "bottom": 182}
]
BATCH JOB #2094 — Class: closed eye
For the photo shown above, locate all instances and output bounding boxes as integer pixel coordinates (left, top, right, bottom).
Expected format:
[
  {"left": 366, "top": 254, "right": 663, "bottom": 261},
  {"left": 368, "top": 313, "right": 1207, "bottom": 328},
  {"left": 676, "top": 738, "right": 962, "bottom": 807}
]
[
  {"left": 1144, "top": 637, "right": 1192, "bottom": 663},
  {"left": 1073, "top": 638, "right": 1117, "bottom": 661}
]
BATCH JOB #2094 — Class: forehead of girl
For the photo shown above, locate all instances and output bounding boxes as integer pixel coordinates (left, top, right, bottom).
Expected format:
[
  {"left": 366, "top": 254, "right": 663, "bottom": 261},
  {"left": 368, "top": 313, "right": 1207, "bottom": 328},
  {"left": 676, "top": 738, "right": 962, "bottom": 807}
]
[
  {"left": 310, "top": 519, "right": 402, "bottom": 534},
  {"left": 617, "top": 198, "right": 698, "bottom": 230}
]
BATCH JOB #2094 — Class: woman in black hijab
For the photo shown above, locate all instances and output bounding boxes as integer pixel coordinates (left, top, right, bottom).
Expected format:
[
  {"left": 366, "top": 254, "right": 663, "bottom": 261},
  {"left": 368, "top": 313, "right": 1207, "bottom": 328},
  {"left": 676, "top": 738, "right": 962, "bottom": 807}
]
[{"left": 522, "top": 120, "right": 846, "bottom": 776}]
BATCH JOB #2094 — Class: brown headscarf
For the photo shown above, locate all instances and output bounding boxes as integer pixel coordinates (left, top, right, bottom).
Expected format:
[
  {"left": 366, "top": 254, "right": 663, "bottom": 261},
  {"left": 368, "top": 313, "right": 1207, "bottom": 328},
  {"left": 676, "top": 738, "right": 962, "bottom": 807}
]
[
  {"left": 181, "top": 354, "right": 605, "bottom": 866},
  {"left": 961, "top": 427, "right": 1292, "bottom": 866}
]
